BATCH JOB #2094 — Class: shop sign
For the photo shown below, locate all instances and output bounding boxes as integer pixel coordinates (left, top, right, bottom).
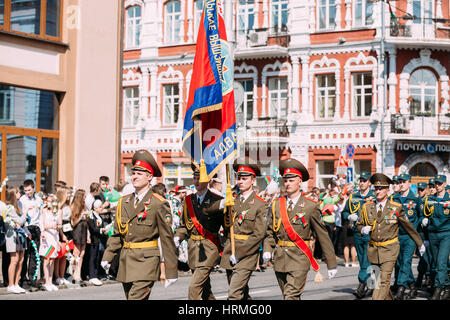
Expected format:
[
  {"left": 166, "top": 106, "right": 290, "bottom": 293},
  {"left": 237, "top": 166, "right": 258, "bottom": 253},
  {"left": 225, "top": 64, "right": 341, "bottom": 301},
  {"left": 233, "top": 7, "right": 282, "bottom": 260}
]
[{"left": 396, "top": 142, "right": 450, "bottom": 153}]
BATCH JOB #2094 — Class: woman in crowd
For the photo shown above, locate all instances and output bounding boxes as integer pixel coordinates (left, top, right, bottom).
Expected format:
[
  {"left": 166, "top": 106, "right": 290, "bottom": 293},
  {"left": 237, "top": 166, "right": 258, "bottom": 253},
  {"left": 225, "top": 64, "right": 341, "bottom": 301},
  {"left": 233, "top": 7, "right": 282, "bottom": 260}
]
[
  {"left": 39, "top": 194, "right": 61, "bottom": 291},
  {"left": 70, "top": 189, "right": 89, "bottom": 285},
  {"left": 55, "top": 187, "right": 72, "bottom": 285},
  {"left": 5, "top": 187, "right": 30, "bottom": 294}
]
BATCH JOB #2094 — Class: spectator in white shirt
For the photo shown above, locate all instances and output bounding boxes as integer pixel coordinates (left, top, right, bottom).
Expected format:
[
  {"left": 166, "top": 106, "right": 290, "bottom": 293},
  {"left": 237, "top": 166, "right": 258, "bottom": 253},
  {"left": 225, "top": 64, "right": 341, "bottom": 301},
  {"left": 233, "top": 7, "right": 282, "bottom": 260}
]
[{"left": 18, "top": 180, "right": 42, "bottom": 290}]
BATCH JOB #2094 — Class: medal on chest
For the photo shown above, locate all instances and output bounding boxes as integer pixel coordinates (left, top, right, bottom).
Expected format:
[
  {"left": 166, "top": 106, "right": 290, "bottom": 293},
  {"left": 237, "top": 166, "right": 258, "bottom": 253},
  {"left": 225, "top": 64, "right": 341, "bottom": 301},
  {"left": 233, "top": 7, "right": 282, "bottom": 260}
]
[
  {"left": 137, "top": 200, "right": 151, "bottom": 221},
  {"left": 292, "top": 211, "right": 307, "bottom": 227},
  {"left": 237, "top": 210, "right": 248, "bottom": 225},
  {"left": 444, "top": 202, "right": 449, "bottom": 215},
  {"left": 406, "top": 200, "right": 415, "bottom": 216}
]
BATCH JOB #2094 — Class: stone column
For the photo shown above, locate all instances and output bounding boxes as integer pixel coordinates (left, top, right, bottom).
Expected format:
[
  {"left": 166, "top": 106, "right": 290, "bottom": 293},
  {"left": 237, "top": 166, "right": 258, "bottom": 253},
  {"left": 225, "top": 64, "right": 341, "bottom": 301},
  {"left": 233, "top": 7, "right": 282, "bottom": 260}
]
[
  {"left": 387, "top": 48, "right": 397, "bottom": 114},
  {"left": 149, "top": 64, "right": 158, "bottom": 121},
  {"left": 300, "top": 54, "right": 313, "bottom": 122},
  {"left": 291, "top": 55, "right": 300, "bottom": 114}
]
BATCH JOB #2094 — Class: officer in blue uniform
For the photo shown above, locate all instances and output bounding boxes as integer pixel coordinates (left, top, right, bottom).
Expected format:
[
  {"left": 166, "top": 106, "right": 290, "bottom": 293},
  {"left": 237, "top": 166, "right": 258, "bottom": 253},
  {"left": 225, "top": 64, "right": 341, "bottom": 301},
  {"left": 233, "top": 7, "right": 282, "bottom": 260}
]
[
  {"left": 421, "top": 174, "right": 449, "bottom": 300},
  {"left": 342, "top": 171, "right": 375, "bottom": 299},
  {"left": 428, "top": 178, "right": 437, "bottom": 196},
  {"left": 415, "top": 182, "right": 432, "bottom": 292},
  {"left": 392, "top": 173, "right": 422, "bottom": 300},
  {"left": 391, "top": 175, "right": 400, "bottom": 196}
]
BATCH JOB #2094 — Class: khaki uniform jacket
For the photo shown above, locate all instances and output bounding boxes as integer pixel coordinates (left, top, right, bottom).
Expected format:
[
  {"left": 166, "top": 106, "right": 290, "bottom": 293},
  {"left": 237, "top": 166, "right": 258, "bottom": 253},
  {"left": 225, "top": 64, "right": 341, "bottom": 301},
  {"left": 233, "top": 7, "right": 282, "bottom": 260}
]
[
  {"left": 264, "top": 195, "right": 337, "bottom": 273},
  {"left": 356, "top": 200, "right": 423, "bottom": 265},
  {"left": 220, "top": 191, "right": 267, "bottom": 271},
  {"left": 175, "top": 190, "right": 224, "bottom": 269},
  {"left": 102, "top": 188, "right": 178, "bottom": 283}
]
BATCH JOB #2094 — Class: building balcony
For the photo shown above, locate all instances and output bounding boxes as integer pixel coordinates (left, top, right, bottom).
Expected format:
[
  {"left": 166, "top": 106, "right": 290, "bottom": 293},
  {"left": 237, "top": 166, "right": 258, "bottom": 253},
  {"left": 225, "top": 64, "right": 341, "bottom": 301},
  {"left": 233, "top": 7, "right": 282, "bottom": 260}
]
[
  {"left": 234, "top": 27, "right": 290, "bottom": 59},
  {"left": 390, "top": 113, "right": 450, "bottom": 138}
]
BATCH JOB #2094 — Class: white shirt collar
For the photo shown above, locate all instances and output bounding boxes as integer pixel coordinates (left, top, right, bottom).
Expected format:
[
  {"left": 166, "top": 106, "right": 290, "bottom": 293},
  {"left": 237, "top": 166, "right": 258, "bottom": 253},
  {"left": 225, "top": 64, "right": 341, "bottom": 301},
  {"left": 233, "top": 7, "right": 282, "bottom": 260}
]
[
  {"left": 196, "top": 190, "right": 207, "bottom": 204},
  {"left": 375, "top": 198, "right": 388, "bottom": 211},
  {"left": 134, "top": 186, "right": 150, "bottom": 204},
  {"left": 240, "top": 190, "right": 253, "bottom": 202},
  {"left": 287, "top": 193, "right": 302, "bottom": 207}
]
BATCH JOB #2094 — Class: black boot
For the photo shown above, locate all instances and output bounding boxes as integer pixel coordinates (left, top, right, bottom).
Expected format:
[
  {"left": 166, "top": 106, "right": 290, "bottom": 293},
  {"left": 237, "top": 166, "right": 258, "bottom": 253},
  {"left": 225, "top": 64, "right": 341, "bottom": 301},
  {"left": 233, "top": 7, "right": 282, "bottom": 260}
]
[
  {"left": 394, "top": 286, "right": 406, "bottom": 300},
  {"left": 415, "top": 273, "right": 424, "bottom": 289},
  {"left": 354, "top": 282, "right": 367, "bottom": 299},
  {"left": 431, "top": 287, "right": 442, "bottom": 300},
  {"left": 409, "top": 282, "right": 417, "bottom": 299}
]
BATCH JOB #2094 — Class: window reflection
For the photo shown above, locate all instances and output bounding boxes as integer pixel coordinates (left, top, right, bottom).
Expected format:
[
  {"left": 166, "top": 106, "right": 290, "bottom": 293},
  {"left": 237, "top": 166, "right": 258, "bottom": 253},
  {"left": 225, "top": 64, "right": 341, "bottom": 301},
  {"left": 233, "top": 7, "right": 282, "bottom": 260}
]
[
  {"left": 41, "top": 138, "right": 57, "bottom": 194},
  {"left": 7, "top": 134, "right": 36, "bottom": 188},
  {"left": 46, "top": 0, "right": 60, "bottom": 37},
  {"left": 10, "top": 0, "right": 41, "bottom": 35}
]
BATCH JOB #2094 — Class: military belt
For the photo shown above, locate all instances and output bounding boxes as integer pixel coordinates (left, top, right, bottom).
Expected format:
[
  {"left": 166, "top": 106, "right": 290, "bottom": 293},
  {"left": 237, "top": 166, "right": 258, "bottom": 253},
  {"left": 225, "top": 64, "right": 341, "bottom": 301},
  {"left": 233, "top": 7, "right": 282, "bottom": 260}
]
[
  {"left": 190, "top": 234, "right": 206, "bottom": 241},
  {"left": 278, "top": 240, "right": 310, "bottom": 247},
  {"left": 227, "top": 234, "right": 249, "bottom": 240},
  {"left": 369, "top": 237, "right": 398, "bottom": 247},
  {"left": 123, "top": 240, "right": 158, "bottom": 249}
]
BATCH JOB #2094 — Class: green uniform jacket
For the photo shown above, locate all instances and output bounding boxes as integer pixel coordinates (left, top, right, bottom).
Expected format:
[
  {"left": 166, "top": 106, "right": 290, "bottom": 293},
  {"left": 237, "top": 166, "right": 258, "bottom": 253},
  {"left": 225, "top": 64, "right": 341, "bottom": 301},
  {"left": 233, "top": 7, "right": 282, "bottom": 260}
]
[
  {"left": 264, "top": 195, "right": 337, "bottom": 273},
  {"left": 175, "top": 190, "right": 225, "bottom": 269},
  {"left": 356, "top": 199, "right": 423, "bottom": 265},
  {"left": 102, "top": 188, "right": 178, "bottom": 282},
  {"left": 220, "top": 191, "right": 267, "bottom": 271},
  {"left": 423, "top": 193, "right": 450, "bottom": 233}
]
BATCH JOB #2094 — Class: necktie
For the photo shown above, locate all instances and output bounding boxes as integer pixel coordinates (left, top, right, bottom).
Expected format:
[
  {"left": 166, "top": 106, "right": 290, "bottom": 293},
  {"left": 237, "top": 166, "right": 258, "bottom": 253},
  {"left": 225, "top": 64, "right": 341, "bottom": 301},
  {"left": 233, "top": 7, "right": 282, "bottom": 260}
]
[
  {"left": 134, "top": 196, "right": 139, "bottom": 208},
  {"left": 377, "top": 204, "right": 383, "bottom": 220},
  {"left": 287, "top": 200, "right": 293, "bottom": 214}
]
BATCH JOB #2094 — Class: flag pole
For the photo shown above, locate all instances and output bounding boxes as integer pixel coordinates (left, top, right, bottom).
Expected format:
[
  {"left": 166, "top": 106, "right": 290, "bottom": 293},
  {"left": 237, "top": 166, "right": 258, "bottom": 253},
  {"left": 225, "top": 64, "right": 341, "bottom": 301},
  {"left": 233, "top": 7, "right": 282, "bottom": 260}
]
[
  {"left": 197, "top": 118, "right": 209, "bottom": 183},
  {"left": 225, "top": 163, "right": 235, "bottom": 256}
]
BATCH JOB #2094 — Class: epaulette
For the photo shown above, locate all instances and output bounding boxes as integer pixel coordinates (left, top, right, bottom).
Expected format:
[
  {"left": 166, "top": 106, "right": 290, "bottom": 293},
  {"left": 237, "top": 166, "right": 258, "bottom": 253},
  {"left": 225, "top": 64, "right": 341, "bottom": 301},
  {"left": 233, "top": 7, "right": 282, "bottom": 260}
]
[
  {"left": 152, "top": 193, "right": 167, "bottom": 202},
  {"left": 390, "top": 199, "right": 402, "bottom": 207},
  {"left": 305, "top": 196, "right": 318, "bottom": 203},
  {"left": 255, "top": 195, "right": 266, "bottom": 203},
  {"left": 363, "top": 201, "right": 373, "bottom": 207}
]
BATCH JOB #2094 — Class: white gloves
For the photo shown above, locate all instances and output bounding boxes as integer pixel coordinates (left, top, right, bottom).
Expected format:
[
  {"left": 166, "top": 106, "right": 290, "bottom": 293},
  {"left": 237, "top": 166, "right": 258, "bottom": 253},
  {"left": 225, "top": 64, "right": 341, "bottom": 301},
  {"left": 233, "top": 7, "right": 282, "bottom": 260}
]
[
  {"left": 348, "top": 214, "right": 358, "bottom": 222},
  {"left": 101, "top": 261, "right": 111, "bottom": 272},
  {"left": 263, "top": 252, "right": 271, "bottom": 263},
  {"left": 174, "top": 236, "right": 180, "bottom": 248},
  {"left": 419, "top": 244, "right": 426, "bottom": 256},
  {"left": 421, "top": 218, "right": 429, "bottom": 227},
  {"left": 361, "top": 226, "right": 372, "bottom": 235},
  {"left": 164, "top": 278, "right": 177, "bottom": 288},
  {"left": 229, "top": 254, "right": 239, "bottom": 266},
  {"left": 328, "top": 269, "right": 337, "bottom": 279}
]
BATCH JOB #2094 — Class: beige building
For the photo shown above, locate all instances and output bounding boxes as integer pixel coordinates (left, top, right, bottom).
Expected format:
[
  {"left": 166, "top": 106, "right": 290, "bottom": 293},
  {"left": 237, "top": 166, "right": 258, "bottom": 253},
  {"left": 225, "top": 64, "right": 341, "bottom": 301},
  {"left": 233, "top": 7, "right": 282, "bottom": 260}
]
[{"left": 0, "top": 0, "right": 123, "bottom": 195}]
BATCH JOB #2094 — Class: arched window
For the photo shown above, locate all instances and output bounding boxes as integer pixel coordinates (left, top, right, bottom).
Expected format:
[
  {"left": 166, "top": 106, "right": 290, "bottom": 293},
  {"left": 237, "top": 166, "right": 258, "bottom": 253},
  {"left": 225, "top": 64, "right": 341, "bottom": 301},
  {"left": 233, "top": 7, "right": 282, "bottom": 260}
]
[
  {"left": 409, "top": 69, "right": 437, "bottom": 116},
  {"left": 126, "top": 5, "right": 142, "bottom": 48},
  {"left": 165, "top": 0, "right": 181, "bottom": 43},
  {"left": 409, "top": 162, "right": 437, "bottom": 177}
]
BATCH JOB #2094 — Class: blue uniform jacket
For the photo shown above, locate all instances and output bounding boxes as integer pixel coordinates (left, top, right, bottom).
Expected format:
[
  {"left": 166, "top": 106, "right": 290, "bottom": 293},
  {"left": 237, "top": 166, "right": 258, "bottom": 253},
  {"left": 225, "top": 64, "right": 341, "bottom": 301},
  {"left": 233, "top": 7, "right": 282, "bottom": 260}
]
[
  {"left": 342, "top": 190, "right": 375, "bottom": 231},
  {"left": 393, "top": 190, "right": 422, "bottom": 235},
  {"left": 423, "top": 192, "right": 450, "bottom": 233}
]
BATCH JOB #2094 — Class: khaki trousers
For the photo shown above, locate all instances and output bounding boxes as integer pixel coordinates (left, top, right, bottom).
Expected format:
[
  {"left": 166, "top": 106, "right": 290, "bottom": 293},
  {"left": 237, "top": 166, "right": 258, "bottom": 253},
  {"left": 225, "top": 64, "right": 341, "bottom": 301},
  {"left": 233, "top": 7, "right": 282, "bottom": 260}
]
[
  {"left": 122, "top": 280, "right": 154, "bottom": 300},
  {"left": 275, "top": 270, "right": 308, "bottom": 300},
  {"left": 226, "top": 268, "right": 252, "bottom": 300},
  {"left": 372, "top": 260, "right": 396, "bottom": 300},
  {"left": 188, "top": 266, "right": 215, "bottom": 300}
]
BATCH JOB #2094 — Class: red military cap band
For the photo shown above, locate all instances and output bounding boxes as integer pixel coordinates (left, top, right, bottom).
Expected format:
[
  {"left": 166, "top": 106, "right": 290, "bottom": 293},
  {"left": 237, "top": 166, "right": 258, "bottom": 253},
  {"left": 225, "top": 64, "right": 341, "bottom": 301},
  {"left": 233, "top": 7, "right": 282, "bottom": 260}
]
[
  {"left": 238, "top": 166, "right": 256, "bottom": 176},
  {"left": 134, "top": 160, "right": 154, "bottom": 175},
  {"left": 283, "top": 168, "right": 303, "bottom": 179}
]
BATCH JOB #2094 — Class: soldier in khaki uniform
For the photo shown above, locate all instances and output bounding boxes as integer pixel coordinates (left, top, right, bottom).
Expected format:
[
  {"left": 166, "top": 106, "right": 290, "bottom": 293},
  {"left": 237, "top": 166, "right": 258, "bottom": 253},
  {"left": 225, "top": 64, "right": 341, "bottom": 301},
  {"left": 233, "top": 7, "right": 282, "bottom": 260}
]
[
  {"left": 263, "top": 158, "right": 338, "bottom": 300},
  {"left": 356, "top": 173, "right": 425, "bottom": 300},
  {"left": 174, "top": 165, "right": 225, "bottom": 300},
  {"left": 220, "top": 158, "right": 267, "bottom": 300},
  {"left": 101, "top": 150, "right": 178, "bottom": 300}
]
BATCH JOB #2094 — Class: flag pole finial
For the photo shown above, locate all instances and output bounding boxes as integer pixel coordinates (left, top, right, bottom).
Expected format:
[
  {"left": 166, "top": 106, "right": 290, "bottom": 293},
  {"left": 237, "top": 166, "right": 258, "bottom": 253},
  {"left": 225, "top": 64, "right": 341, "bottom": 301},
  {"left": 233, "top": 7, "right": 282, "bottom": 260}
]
[{"left": 199, "top": 158, "right": 209, "bottom": 183}]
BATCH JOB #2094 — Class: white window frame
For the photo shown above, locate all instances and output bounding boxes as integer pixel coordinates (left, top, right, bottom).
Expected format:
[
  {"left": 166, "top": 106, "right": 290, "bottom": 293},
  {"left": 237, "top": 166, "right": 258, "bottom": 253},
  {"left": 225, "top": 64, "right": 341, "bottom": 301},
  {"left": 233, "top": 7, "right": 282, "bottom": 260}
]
[
  {"left": 125, "top": 5, "right": 142, "bottom": 49},
  {"left": 236, "top": 79, "right": 254, "bottom": 127},
  {"left": 353, "top": 0, "right": 373, "bottom": 27},
  {"left": 317, "top": 0, "right": 336, "bottom": 30},
  {"left": 165, "top": 0, "right": 182, "bottom": 44},
  {"left": 123, "top": 87, "right": 140, "bottom": 128},
  {"left": 316, "top": 74, "right": 336, "bottom": 120},
  {"left": 271, "top": 0, "right": 288, "bottom": 33},
  {"left": 268, "top": 77, "right": 288, "bottom": 120},
  {"left": 409, "top": 69, "right": 438, "bottom": 116},
  {"left": 352, "top": 72, "right": 373, "bottom": 118},
  {"left": 316, "top": 160, "right": 336, "bottom": 189},
  {"left": 162, "top": 83, "right": 180, "bottom": 125},
  {"left": 238, "top": 0, "right": 256, "bottom": 35},
  {"left": 412, "top": 0, "right": 433, "bottom": 25},
  {"left": 194, "top": 0, "right": 204, "bottom": 41}
]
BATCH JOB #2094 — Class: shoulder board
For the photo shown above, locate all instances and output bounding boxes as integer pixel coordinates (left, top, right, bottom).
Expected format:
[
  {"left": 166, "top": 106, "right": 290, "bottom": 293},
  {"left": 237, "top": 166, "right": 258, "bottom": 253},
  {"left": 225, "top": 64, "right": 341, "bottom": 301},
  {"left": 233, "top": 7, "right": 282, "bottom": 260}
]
[
  {"left": 152, "top": 193, "right": 167, "bottom": 202},
  {"left": 390, "top": 200, "right": 402, "bottom": 207},
  {"left": 273, "top": 197, "right": 281, "bottom": 202},
  {"left": 121, "top": 194, "right": 133, "bottom": 204},
  {"left": 255, "top": 195, "right": 266, "bottom": 203},
  {"left": 305, "top": 197, "right": 318, "bottom": 203},
  {"left": 363, "top": 201, "right": 373, "bottom": 207}
]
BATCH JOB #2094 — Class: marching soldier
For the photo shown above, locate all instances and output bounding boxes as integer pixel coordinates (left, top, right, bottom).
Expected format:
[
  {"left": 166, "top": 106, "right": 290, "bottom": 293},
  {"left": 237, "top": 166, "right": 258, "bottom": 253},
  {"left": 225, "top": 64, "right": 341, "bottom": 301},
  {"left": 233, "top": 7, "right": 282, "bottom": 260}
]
[
  {"left": 356, "top": 173, "right": 425, "bottom": 300},
  {"left": 174, "top": 165, "right": 225, "bottom": 300},
  {"left": 428, "top": 178, "right": 437, "bottom": 196},
  {"left": 392, "top": 173, "right": 423, "bottom": 300},
  {"left": 342, "top": 171, "right": 375, "bottom": 299},
  {"left": 220, "top": 158, "right": 267, "bottom": 300},
  {"left": 421, "top": 174, "right": 449, "bottom": 300},
  {"left": 391, "top": 175, "right": 400, "bottom": 196},
  {"left": 263, "top": 158, "right": 337, "bottom": 300},
  {"left": 415, "top": 181, "right": 433, "bottom": 291},
  {"left": 101, "top": 150, "right": 178, "bottom": 300}
]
